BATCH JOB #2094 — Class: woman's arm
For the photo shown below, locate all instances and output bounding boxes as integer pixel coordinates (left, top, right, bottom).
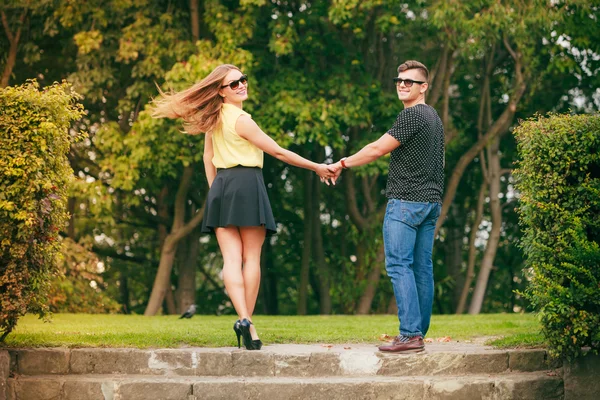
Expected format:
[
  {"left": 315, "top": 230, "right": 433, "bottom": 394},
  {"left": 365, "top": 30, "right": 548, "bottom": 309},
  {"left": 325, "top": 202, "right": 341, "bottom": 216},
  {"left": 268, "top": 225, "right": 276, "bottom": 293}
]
[
  {"left": 203, "top": 131, "right": 217, "bottom": 187},
  {"left": 235, "top": 115, "right": 333, "bottom": 180}
]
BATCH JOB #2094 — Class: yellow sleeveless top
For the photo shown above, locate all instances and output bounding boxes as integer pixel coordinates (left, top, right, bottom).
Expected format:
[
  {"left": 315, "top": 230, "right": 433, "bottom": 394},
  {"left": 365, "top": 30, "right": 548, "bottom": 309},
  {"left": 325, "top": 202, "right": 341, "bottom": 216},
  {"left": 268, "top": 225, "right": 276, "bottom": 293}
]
[{"left": 211, "top": 103, "right": 263, "bottom": 169}]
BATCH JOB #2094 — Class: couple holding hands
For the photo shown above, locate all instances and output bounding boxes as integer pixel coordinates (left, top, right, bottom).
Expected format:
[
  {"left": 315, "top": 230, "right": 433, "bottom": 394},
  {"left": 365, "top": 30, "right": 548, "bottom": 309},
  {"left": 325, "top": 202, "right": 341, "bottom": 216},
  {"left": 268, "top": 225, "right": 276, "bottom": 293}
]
[{"left": 153, "top": 60, "right": 444, "bottom": 353}]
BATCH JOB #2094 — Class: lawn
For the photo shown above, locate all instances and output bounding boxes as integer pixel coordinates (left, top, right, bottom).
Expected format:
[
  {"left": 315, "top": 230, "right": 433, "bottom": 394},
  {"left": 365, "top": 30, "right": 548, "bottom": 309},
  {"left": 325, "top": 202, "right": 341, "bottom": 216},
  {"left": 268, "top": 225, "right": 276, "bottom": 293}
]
[{"left": 1, "top": 313, "right": 545, "bottom": 349}]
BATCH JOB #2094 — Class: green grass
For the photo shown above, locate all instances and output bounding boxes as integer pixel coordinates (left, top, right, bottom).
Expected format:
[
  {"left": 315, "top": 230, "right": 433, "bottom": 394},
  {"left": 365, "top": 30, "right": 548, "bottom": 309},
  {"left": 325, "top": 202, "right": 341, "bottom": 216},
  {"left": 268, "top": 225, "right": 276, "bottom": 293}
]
[
  {"left": 1, "top": 313, "right": 545, "bottom": 349},
  {"left": 487, "top": 333, "right": 546, "bottom": 348}
]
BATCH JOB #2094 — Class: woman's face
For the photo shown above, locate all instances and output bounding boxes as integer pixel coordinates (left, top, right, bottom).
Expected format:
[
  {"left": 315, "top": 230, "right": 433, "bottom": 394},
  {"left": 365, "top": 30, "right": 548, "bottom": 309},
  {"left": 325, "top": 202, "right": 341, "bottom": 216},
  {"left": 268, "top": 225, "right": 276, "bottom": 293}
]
[{"left": 220, "top": 70, "right": 248, "bottom": 104}]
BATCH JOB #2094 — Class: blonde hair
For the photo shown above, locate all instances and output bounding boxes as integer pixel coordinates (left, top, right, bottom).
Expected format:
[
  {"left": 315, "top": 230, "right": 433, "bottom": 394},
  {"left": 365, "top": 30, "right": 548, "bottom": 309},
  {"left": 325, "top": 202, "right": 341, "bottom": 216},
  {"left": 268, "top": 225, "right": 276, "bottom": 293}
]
[{"left": 152, "top": 64, "right": 241, "bottom": 134}]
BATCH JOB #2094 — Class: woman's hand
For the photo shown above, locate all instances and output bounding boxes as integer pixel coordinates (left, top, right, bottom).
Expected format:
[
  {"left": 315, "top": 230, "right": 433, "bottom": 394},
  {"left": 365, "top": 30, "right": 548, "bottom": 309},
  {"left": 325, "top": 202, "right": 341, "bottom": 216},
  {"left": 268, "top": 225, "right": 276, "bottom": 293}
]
[
  {"left": 315, "top": 163, "right": 335, "bottom": 185},
  {"left": 327, "top": 162, "right": 343, "bottom": 185}
]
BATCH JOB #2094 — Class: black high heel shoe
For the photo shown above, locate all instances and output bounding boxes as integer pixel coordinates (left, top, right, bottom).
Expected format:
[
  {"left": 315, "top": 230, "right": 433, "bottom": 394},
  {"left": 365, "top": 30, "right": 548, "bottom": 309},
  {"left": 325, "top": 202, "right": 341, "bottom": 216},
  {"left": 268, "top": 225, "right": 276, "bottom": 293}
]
[
  {"left": 239, "top": 318, "right": 262, "bottom": 350},
  {"left": 233, "top": 320, "right": 242, "bottom": 348}
]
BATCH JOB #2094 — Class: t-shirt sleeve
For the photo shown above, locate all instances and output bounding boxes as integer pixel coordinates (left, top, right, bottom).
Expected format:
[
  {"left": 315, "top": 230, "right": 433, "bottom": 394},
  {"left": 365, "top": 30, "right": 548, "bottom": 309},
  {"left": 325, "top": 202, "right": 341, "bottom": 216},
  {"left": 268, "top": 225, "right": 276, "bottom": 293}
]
[{"left": 386, "top": 107, "right": 425, "bottom": 145}]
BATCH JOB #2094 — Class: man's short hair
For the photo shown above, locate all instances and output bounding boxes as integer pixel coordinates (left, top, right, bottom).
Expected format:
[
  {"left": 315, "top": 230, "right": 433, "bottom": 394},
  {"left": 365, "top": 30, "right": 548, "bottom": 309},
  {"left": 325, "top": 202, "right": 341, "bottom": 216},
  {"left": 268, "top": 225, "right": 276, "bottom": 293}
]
[{"left": 398, "top": 61, "right": 429, "bottom": 82}]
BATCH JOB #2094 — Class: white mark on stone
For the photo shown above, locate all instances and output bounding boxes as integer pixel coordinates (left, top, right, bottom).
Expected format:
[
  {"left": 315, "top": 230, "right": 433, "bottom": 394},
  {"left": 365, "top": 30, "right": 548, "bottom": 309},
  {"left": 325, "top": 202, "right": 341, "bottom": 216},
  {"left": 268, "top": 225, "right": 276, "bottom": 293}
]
[
  {"left": 148, "top": 351, "right": 171, "bottom": 370},
  {"left": 191, "top": 352, "right": 198, "bottom": 369},
  {"left": 432, "top": 380, "right": 464, "bottom": 392},
  {"left": 101, "top": 381, "right": 116, "bottom": 400},
  {"left": 339, "top": 352, "right": 382, "bottom": 375},
  {"left": 274, "top": 360, "right": 290, "bottom": 374}
]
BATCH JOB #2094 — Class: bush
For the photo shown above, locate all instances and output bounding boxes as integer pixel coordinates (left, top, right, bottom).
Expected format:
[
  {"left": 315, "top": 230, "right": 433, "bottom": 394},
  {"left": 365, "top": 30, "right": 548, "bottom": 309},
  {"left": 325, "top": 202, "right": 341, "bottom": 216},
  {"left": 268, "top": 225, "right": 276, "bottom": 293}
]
[
  {"left": 47, "top": 238, "right": 121, "bottom": 314},
  {"left": 514, "top": 113, "right": 600, "bottom": 361},
  {"left": 0, "top": 80, "right": 85, "bottom": 341}
]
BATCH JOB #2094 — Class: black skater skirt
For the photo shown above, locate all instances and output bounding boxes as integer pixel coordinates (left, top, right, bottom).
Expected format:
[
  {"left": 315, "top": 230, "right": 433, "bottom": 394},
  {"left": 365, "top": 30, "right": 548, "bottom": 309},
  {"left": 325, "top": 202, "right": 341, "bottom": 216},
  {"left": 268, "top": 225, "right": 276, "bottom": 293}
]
[{"left": 201, "top": 166, "right": 277, "bottom": 236}]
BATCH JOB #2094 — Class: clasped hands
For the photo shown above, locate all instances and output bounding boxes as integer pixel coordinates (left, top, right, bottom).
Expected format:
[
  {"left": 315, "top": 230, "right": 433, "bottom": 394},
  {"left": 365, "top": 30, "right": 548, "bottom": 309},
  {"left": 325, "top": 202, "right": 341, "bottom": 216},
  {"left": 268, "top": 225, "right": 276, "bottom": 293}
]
[{"left": 315, "top": 161, "right": 344, "bottom": 186}]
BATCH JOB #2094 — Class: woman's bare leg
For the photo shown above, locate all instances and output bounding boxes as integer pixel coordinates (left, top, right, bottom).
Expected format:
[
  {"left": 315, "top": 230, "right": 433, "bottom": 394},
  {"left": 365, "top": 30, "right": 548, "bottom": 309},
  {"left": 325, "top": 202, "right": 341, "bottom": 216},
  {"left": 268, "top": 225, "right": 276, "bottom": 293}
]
[
  {"left": 240, "top": 226, "right": 266, "bottom": 340},
  {"left": 215, "top": 226, "right": 249, "bottom": 320}
]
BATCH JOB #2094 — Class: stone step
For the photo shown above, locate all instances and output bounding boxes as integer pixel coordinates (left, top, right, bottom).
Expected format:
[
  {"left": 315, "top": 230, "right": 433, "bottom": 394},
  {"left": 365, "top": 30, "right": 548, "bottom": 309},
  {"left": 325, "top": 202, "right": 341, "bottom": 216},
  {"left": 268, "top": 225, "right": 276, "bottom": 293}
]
[
  {"left": 6, "top": 372, "right": 563, "bottom": 400},
  {"left": 7, "top": 344, "right": 558, "bottom": 378}
]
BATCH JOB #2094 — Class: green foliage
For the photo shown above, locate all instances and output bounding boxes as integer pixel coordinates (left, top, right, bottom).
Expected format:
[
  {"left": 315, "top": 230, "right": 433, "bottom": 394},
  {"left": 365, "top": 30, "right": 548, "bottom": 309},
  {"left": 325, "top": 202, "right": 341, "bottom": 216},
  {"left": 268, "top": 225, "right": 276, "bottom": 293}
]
[
  {"left": 0, "top": 80, "right": 85, "bottom": 341},
  {"left": 514, "top": 113, "right": 600, "bottom": 360},
  {"left": 47, "top": 238, "right": 121, "bottom": 314},
  {"left": 4, "top": 0, "right": 599, "bottom": 320}
]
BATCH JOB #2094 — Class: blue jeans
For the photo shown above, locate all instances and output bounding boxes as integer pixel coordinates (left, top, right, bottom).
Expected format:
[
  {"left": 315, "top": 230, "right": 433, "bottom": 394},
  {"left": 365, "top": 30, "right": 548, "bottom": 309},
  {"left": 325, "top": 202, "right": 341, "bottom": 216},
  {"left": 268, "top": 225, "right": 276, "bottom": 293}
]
[{"left": 383, "top": 199, "right": 441, "bottom": 338}]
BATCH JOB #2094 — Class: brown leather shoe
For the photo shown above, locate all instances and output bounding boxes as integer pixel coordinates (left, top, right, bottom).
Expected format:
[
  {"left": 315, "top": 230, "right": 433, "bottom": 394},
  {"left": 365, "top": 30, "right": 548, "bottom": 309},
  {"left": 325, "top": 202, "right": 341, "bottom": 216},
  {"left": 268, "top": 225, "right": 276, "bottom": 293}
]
[{"left": 378, "top": 335, "right": 425, "bottom": 353}]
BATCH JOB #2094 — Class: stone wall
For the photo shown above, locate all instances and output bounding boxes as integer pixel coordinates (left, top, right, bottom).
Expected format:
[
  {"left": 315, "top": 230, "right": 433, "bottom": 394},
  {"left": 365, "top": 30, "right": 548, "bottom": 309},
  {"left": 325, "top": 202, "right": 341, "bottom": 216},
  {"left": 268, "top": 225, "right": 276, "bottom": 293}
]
[
  {"left": 564, "top": 353, "right": 600, "bottom": 400},
  {"left": 0, "top": 350, "right": 9, "bottom": 400}
]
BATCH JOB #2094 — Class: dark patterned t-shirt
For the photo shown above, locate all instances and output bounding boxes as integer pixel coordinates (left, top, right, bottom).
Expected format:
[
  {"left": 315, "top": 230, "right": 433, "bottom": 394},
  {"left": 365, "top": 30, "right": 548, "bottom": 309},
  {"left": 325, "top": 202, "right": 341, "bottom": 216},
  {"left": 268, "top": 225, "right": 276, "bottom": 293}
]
[{"left": 385, "top": 103, "right": 444, "bottom": 203}]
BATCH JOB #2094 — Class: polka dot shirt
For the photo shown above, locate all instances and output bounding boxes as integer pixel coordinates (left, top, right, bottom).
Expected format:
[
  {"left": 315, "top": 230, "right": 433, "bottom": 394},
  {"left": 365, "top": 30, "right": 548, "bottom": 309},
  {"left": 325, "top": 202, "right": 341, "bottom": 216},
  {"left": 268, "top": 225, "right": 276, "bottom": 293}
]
[{"left": 385, "top": 103, "right": 445, "bottom": 203}]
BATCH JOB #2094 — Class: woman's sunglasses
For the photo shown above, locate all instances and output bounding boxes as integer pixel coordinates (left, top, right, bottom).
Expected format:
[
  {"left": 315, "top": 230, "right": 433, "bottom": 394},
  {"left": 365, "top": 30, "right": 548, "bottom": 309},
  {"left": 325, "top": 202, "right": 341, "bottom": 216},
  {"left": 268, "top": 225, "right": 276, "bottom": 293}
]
[
  {"left": 221, "top": 75, "right": 248, "bottom": 90},
  {"left": 393, "top": 78, "right": 425, "bottom": 88}
]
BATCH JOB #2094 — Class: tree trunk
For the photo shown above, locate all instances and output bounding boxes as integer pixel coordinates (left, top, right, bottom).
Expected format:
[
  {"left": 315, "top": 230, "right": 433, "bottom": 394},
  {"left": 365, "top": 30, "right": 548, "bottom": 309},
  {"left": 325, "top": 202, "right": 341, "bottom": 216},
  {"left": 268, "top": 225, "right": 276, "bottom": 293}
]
[
  {"left": 119, "top": 272, "right": 130, "bottom": 314},
  {"left": 157, "top": 186, "right": 169, "bottom": 248},
  {"left": 189, "top": 0, "right": 200, "bottom": 41},
  {"left": 164, "top": 287, "right": 177, "bottom": 315},
  {"left": 311, "top": 175, "right": 332, "bottom": 314},
  {"left": 428, "top": 45, "right": 450, "bottom": 108},
  {"left": 260, "top": 238, "right": 279, "bottom": 314},
  {"left": 178, "top": 225, "right": 199, "bottom": 313},
  {"left": 441, "top": 55, "right": 454, "bottom": 140},
  {"left": 445, "top": 208, "right": 465, "bottom": 312},
  {"left": 455, "top": 178, "right": 487, "bottom": 314},
  {"left": 1, "top": 10, "right": 27, "bottom": 88},
  {"left": 144, "top": 166, "right": 206, "bottom": 316},
  {"left": 456, "top": 55, "right": 493, "bottom": 314},
  {"left": 297, "top": 169, "right": 313, "bottom": 315},
  {"left": 146, "top": 241, "right": 178, "bottom": 315},
  {"left": 435, "top": 101, "right": 521, "bottom": 237},
  {"left": 435, "top": 42, "right": 526, "bottom": 237},
  {"left": 387, "top": 295, "right": 397, "bottom": 315},
  {"left": 356, "top": 243, "right": 384, "bottom": 314},
  {"left": 468, "top": 137, "right": 502, "bottom": 314}
]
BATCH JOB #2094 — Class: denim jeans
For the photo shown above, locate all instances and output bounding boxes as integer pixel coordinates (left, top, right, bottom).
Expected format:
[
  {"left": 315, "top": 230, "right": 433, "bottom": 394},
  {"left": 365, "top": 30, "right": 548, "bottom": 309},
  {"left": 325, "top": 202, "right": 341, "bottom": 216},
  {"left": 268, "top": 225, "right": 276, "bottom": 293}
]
[{"left": 383, "top": 199, "right": 441, "bottom": 338}]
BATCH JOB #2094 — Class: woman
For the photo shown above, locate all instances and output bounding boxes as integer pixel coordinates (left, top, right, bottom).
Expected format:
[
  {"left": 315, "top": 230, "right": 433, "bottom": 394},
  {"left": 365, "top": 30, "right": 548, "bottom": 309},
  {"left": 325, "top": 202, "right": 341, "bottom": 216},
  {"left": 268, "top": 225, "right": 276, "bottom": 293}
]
[{"left": 152, "top": 64, "right": 333, "bottom": 350}]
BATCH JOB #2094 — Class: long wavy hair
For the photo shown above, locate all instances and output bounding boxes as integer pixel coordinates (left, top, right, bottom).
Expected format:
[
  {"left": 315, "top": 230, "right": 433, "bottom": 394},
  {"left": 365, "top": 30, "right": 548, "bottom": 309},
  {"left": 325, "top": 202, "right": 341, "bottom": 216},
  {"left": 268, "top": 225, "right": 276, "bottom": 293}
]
[{"left": 152, "top": 64, "right": 241, "bottom": 134}]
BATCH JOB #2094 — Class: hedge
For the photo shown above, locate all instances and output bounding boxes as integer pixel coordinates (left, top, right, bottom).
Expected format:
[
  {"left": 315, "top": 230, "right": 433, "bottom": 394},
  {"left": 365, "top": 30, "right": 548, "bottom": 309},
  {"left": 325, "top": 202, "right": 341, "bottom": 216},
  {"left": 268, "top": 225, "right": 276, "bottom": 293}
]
[
  {"left": 0, "top": 80, "right": 85, "bottom": 341},
  {"left": 514, "top": 112, "right": 600, "bottom": 361}
]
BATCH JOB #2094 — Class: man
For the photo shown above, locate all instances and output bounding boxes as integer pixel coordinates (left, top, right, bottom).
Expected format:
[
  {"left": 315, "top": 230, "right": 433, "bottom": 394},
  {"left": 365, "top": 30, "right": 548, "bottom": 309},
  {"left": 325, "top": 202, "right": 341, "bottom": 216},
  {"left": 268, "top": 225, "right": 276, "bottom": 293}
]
[{"left": 329, "top": 60, "right": 444, "bottom": 352}]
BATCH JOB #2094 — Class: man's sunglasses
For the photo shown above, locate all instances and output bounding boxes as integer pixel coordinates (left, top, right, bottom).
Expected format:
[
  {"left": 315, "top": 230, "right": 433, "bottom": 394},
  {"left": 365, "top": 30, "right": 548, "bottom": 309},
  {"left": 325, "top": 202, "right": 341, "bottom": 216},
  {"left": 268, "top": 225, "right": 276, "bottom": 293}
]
[
  {"left": 221, "top": 75, "right": 248, "bottom": 90},
  {"left": 393, "top": 78, "right": 425, "bottom": 87}
]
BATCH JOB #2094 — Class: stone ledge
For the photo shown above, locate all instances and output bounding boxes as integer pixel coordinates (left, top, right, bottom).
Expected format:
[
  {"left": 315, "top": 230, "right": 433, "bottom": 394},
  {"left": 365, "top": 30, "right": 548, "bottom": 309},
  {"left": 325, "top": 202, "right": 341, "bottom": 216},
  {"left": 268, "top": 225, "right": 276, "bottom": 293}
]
[
  {"left": 5, "top": 372, "right": 563, "bottom": 400},
  {"left": 70, "top": 349, "right": 151, "bottom": 375},
  {"left": 378, "top": 351, "right": 509, "bottom": 376},
  {"left": 14, "top": 348, "right": 70, "bottom": 375},
  {"left": 6, "top": 345, "right": 558, "bottom": 378}
]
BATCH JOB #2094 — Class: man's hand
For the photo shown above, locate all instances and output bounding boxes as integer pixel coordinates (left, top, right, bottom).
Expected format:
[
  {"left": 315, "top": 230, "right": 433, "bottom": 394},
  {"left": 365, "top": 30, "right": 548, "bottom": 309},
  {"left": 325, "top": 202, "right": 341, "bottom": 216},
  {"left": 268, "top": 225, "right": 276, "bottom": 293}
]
[
  {"left": 315, "top": 163, "right": 335, "bottom": 185},
  {"left": 327, "top": 162, "right": 343, "bottom": 185}
]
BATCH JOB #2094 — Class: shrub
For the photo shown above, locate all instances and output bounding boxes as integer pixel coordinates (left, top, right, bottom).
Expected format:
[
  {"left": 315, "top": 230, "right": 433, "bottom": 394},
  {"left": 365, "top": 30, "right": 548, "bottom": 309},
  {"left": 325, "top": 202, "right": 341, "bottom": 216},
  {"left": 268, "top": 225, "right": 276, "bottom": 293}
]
[
  {"left": 514, "top": 112, "right": 600, "bottom": 361},
  {"left": 0, "top": 80, "right": 85, "bottom": 341},
  {"left": 47, "top": 238, "right": 121, "bottom": 314}
]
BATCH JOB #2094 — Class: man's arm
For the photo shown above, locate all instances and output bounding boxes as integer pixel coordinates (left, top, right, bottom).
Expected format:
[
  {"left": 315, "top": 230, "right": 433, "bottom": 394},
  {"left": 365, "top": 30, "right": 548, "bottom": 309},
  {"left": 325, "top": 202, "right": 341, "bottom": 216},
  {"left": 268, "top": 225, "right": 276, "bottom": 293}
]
[{"left": 329, "top": 133, "right": 400, "bottom": 180}]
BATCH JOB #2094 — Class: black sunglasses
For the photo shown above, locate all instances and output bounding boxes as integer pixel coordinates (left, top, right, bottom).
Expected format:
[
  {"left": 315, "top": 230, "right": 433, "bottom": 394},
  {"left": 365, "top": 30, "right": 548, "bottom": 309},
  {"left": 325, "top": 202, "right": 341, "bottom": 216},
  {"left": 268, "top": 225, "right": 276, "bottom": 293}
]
[
  {"left": 393, "top": 78, "right": 425, "bottom": 87},
  {"left": 221, "top": 75, "right": 248, "bottom": 90}
]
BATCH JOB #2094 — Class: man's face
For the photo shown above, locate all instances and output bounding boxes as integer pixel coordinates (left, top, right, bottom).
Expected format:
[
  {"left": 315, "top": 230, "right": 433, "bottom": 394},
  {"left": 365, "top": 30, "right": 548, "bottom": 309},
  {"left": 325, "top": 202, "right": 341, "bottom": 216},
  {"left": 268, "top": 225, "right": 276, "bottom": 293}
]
[{"left": 395, "top": 69, "right": 428, "bottom": 102}]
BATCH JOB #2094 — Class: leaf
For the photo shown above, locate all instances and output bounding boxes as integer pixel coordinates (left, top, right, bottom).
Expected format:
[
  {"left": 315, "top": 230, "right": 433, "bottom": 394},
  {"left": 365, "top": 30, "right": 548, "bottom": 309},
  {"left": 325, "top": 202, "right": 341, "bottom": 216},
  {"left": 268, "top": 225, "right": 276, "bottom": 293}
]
[{"left": 378, "top": 333, "right": 393, "bottom": 341}]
